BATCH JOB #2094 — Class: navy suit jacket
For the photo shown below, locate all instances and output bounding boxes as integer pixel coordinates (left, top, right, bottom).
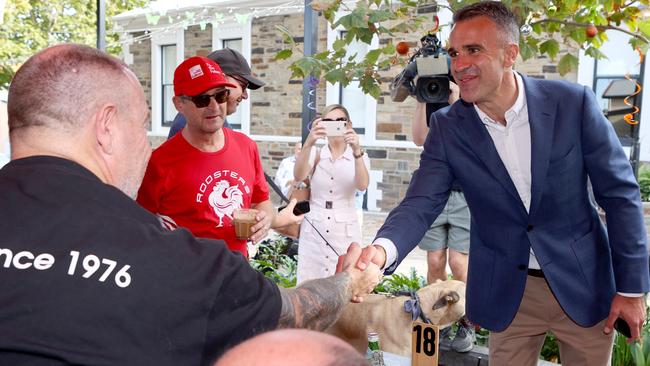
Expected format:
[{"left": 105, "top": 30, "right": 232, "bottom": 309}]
[{"left": 377, "top": 75, "right": 650, "bottom": 331}]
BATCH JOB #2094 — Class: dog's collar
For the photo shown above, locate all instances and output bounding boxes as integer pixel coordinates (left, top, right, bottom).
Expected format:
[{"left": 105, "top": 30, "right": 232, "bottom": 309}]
[{"left": 401, "top": 290, "right": 432, "bottom": 324}]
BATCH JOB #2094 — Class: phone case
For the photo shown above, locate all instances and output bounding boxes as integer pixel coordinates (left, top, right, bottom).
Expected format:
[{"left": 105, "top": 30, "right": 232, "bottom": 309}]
[{"left": 322, "top": 120, "right": 346, "bottom": 136}]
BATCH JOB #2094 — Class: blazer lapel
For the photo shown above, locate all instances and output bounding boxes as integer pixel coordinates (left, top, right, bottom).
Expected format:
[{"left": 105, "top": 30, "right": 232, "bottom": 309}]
[
  {"left": 455, "top": 101, "right": 525, "bottom": 209},
  {"left": 524, "top": 76, "right": 557, "bottom": 217}
]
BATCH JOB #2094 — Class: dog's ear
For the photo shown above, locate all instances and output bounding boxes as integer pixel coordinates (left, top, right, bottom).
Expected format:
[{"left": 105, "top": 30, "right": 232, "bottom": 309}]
[{"left": 431, "top": 291, "right": 460, "bottom": 310}]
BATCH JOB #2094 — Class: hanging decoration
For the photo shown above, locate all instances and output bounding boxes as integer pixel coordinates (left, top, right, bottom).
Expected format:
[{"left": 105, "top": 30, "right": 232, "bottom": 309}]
[
  {"left": 623, "top": 48, "right": 644, "bottom": 126},
  {"left": 111, "top": 0, "right": 304, "bottom": 49}
]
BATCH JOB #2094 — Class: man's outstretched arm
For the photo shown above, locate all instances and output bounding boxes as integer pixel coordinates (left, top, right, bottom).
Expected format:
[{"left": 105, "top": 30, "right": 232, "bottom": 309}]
[{"left": 277, "top": 243, "right": 380, "bottom": 330}]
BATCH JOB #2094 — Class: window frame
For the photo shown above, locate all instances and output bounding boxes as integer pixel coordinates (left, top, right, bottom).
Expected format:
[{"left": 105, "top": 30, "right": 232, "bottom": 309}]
[{"left": 212, "top": 20, "right": 252, "bottom": 134}]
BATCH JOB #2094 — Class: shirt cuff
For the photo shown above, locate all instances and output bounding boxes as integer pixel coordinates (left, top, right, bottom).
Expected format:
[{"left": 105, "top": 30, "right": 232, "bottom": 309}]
[
  {"left": 617, "top": 292, "right": 644, "bottom": 297},
  {"left": 372, "top": 238, "right": 398, "bottom": 272}
]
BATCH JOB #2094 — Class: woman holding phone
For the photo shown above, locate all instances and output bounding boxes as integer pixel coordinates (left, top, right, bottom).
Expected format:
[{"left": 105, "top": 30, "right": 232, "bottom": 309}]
[{"left": 293, "top": 104, "right": 370, "bottom": 284}]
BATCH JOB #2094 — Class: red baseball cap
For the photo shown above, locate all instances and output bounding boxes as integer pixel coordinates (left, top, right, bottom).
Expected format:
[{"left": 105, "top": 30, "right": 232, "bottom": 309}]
[{"left": 173, "top": 56, "right": 236, "bottom": 97}]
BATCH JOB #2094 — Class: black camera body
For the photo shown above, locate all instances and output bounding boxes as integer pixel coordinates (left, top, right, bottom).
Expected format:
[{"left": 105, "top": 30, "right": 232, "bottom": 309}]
[{"left": 391, "top": 34, "right": 451, "bottom": 104}]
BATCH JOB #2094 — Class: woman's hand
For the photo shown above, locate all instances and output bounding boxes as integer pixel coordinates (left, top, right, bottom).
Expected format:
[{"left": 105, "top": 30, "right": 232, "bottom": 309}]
[
  {"left": 343, "top": 127, "right": 360, "bottom": 154},
  {"left": 305, "top": 118, "right": 327, "bottom": 147}
]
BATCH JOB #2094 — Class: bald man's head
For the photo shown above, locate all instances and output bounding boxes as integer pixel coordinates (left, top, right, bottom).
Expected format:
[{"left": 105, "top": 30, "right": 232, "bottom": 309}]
[
  {"left": 8, "top": 44, "right": 151, "bottom": 198},
  {"left": 214, "top": 329, "right": 368, "bottom": 366},
  {"left": 8, "top": 44, "right": 134, "bottom": 134}
]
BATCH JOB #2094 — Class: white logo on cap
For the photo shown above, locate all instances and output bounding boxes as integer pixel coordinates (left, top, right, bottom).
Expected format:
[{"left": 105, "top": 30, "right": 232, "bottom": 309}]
[
  {"left": 189, "top": 64, "right": 204, "bottom": 79},
  {"left": 206, "top": 63, "right": 221, "bottom": 75}
]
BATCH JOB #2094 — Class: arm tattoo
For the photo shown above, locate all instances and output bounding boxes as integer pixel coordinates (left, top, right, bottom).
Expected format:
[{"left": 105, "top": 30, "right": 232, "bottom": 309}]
[{"left": 277, "top": 272, "right": 352, "bottom": 330}]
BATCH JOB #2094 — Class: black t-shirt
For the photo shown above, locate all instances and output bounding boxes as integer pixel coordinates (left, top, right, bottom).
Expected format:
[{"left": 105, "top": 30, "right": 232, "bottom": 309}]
[{"left": 0, "top": 156, "right": 281, "bottom": 366}]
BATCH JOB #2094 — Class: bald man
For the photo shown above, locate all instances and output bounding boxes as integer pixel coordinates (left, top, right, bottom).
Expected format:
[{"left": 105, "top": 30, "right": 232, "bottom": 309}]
[
  {"left": 215, "top": 329, "right": 369, "bottom": 366},
  {"left": 0, "top": 44, "right": 381, "bottom": 366}
]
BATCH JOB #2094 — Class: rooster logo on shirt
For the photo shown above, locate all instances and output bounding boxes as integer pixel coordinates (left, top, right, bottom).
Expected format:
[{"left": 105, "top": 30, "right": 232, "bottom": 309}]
[{"left": 208, "top": 180, "right": 244, "bottom": 227}]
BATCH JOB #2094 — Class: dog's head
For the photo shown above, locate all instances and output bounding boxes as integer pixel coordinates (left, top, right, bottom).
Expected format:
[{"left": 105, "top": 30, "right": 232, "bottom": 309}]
[{"left": 415, "top": 279, "right": 466, "bottom": 327}]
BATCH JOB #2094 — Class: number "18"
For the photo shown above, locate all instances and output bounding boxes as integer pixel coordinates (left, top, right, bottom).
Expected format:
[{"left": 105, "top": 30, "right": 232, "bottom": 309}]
[
  {"left": 413, "top": 324, "right": 436, "bottom": 356},
  {"left": 68, "top": 251, "right": 132, "bottom": 288}
]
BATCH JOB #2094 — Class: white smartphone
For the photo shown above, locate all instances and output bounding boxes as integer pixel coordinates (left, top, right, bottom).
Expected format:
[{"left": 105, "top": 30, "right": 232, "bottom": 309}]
[{"left": 321, "top": 120, "right": 347, "bottom": 136}]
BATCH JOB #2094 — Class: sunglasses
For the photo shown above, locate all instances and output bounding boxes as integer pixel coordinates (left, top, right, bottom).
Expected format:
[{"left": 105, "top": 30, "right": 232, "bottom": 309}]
[
  {"left": 182, "top": 89, "right": 230, "bottom": 108},
  {"left": 321, "top": 117, "right": 348, "bottom": 122}
]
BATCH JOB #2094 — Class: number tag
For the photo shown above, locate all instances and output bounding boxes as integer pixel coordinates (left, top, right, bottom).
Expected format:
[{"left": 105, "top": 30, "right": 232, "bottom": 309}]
[{"left": 411, "top": 321, "right": 439, "bottom": 366}]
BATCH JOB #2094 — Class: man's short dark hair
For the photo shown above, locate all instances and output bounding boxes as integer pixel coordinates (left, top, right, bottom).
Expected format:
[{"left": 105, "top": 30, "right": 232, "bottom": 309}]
[{"left": 453, "top": 1, "right": 519, "bottom": 45}]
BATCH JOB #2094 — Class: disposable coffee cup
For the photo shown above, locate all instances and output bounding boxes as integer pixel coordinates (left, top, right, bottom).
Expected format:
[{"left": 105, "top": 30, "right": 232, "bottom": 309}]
[{"left": 233, "top": 208, "right": 259, "bottom": 240}]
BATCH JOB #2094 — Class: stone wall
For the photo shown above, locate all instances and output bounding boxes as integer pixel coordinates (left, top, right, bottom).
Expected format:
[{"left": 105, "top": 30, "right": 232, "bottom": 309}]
[
  {"left": 128, "top": 32, "right": 152, "bottom": 129},
  {"left": 249, "top": 14, "right": 328, "bottom": 137},
  {"left": 185, "top": 24, "right": 213, "bottom": 59},
  {"left": 128, "top": 10, "right": 580, "bottom": 212}
]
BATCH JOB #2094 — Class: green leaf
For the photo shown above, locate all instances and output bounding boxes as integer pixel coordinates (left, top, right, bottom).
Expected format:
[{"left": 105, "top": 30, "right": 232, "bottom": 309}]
[
  {"left": 584, "top": 46, "right": 607, "bottom": 60},
  {"left": 324, "top": 68, "right": 346, "bottom": 84},
  {"left": 274, "top": 49, "right": 293, "bottom": 61},
  {"left": 539, "top": 39, "right": 560, "bottom": 59},
  {"left": 558, "top": 53, "right": 579, "bottom": 75},
  {"left": 332, "top": 38, "right": 347, "bottom": 52},
  {"left": 335, "top": 8, "right": 366, "bottom": 29},
  {"left": 275, "top": 25, "right": 295, "bottom": 45},
  {"left": 368, "top": 9, "right": 393, "bottom": 23},
  {"left": 382, "top": 43, "right": 396, "bottom": 55},
  {"left": 519, "top": 39, "right": 538, "bottom": 61},
  {"left": 364, "top": 49, "right": 382, "bottom": 65},
  {"left": 639, "top": 20, "right": 650, "bottom": 39}
]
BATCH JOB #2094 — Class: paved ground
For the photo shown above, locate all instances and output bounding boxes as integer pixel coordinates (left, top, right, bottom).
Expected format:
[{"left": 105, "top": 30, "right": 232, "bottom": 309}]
[{"left": 361, "top": 211, "right": 430, "bottom": 278}]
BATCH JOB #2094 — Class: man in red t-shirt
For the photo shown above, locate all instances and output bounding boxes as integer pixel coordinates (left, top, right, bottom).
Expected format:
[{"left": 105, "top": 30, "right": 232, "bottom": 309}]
[{"left": 137, "top": 57, "right": 277, "bottom": 256}]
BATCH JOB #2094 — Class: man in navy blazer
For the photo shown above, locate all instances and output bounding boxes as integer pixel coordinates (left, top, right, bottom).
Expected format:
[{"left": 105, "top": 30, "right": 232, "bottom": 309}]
[{"left": 346, "top": 2, "right": 649, "bottom": 364}]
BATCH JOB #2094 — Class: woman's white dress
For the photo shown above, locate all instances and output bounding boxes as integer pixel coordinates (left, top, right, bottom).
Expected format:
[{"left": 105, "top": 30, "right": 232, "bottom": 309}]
[{"left": 296, "top": 145, "right": 370, "bottom": 284}]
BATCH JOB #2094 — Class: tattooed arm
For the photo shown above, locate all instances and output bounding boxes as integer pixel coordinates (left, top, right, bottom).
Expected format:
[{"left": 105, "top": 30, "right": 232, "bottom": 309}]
[{"left": 277, "top": 243, "right": 381, "bottom": 330}]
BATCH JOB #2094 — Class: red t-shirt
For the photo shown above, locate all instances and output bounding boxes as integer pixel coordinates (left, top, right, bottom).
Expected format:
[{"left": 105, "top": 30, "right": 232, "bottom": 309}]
[{"left": 137, "top": 128, "right": 269, "bottom": 256}]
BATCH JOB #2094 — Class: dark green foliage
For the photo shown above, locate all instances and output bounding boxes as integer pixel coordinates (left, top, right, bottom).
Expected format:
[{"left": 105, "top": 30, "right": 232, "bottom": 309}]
[{"left": 249, "top": 236, "right": 297, "bottom": 288}]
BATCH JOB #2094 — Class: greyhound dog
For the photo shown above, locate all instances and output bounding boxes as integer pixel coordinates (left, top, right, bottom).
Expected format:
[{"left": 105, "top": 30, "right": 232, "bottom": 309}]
[{"left": 326, "top": 279, "right": 466, "bottom": 356}]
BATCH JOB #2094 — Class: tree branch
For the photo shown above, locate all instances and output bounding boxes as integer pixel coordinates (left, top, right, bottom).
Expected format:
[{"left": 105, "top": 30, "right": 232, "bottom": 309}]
[{"left": 529, "top": 18, "right": 649, "bottom": 44}]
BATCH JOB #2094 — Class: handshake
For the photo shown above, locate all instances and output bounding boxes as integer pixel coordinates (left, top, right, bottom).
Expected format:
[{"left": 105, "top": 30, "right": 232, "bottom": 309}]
[{"left": 335, "top": 243, "right": 388, "bottom": 302}]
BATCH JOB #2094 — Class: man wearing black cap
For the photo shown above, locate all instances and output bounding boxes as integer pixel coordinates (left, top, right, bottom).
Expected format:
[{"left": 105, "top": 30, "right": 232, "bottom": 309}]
[{"left": 167, "top": 48, "right": 264, "bottom": 138}]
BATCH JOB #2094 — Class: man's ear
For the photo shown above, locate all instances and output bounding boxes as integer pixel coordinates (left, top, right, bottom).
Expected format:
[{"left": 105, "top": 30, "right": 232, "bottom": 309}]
[
  {"left": 95, "top": 103, "right": 118, "bottom": 155},
  {"left": 172, "top": 96, "right": 184, "bottom": 114},
  {"left": 503, "top": 43, "right": 519, "bottom": 68}
]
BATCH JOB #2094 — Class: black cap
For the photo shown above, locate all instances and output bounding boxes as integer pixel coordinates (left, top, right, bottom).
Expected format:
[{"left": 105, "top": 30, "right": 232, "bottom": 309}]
[{"left": 206, "top": 48, "right": 265, "bottom": 90}]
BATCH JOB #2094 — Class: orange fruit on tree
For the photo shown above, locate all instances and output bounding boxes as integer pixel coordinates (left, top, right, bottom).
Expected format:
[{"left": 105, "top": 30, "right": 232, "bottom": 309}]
[
  {"left": 586, "top": 24, "right": 598, "bottom": 38},
  {"left": 396, "top": 41, "right": 409, "bottom": 55}
]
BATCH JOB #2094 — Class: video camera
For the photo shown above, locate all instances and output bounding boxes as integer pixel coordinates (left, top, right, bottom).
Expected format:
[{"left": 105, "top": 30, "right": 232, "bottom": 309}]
[{"left": 390, "top": 33, "right": 451, "bottom": 106}]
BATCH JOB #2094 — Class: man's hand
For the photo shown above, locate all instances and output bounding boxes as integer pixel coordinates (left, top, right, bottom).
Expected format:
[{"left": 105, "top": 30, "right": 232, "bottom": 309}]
[
  {"left": 335, "top": 243, "right": 384, "bottom": 302},
  {"left": 249, "top": 209, "right": 272, "bottom": 244},
  {"left": 603, "top": 294, "right": 647, "bottom": 342},
  {"left": 336, "top": 243, "right": 387, "bottom": 273}
]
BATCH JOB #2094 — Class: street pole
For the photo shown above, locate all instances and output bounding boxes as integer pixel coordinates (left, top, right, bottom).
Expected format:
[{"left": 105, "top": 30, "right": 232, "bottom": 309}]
[
  {"left": 97, "top": 0, "right": 106, "bottom": 51},
  {"left": 301, "top": 0, "right": 318, "bottom": 143}
]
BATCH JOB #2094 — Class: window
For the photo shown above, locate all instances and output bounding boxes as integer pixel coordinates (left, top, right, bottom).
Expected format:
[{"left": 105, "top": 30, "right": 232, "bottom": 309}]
[
  {"left": 222, "top": 38, "right": 243, "bottom": 130},
  {"left": 212, "top": 21, "right": 252, "bottom": 134},
  {"left": 161, "top": 44, "right": 177, "bottom": 127}
]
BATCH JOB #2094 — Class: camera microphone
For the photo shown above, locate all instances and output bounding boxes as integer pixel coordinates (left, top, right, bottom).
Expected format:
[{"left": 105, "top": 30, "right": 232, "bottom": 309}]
[{"left": 390, "top": 71, "right": 412, "bottom": 102}]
